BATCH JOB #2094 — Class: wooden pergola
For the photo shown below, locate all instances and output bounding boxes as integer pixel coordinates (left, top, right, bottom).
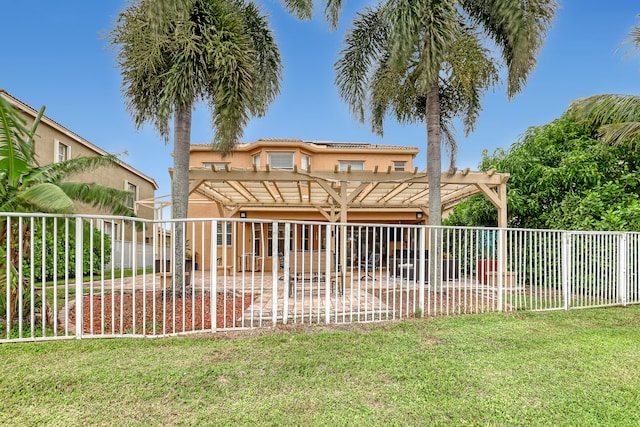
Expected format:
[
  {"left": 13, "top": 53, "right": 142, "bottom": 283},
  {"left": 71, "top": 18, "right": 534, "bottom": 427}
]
[{"left": 188, "top": 166, "right": 510, "bottom": 226}]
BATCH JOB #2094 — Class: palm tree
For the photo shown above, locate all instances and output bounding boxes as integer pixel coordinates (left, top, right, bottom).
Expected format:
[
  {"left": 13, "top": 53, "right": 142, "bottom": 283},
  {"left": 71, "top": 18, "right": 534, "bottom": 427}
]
[
  {"left": 0, "top": 95, "right": 135, "bottom": 328},
  {"left": 111, "top": 0, "right": 283, "bottom": 283},
  {"left": 335, "top": 0, "right": 557, "bottom": 227},
  {"left": 564, "top": 17, "right": 640, "bottom": 148},
  {"left": 0, "top": 97, "right": 134, "bottom": 215}
]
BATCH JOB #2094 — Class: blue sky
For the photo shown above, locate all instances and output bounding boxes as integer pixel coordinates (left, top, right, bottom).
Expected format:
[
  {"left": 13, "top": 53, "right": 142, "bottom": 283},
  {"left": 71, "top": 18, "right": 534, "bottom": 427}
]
[{"left": 2, "top": 0, "right": 639, "bottom": 203}]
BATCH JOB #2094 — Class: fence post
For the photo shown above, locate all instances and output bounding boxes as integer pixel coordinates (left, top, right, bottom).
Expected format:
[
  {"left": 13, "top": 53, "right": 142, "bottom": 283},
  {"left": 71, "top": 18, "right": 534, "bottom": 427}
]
[
  {"left": 562, "top": 232, "right": 570, "bottom": 310},
  {"left": 325, "top": 224, "right": 332, "bottom": 324},
  {"left": 75, "top": 217, "right": 84, "bottom": 339},
  {"left": 618, "top": 233, "right": 628, "bottom": 306},
  {"left": 272, "top": 222, "right": 280, "bottom": 326},
  {"left": 497, "top": 228, "right": 505, "bottom": 312},
  {"left": 282, "top": 222, "right": 290, "bottom": 324}
]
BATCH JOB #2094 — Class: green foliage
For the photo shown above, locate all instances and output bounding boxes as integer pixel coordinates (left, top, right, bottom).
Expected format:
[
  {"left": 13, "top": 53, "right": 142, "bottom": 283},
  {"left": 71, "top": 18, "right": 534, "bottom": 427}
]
[
  {"left": 0, "top": 95, "right": 132, "bottom": 325},
  {"left": 21, "top": 218, "right": 112, "bottom": 282},
  {"left": 445, "top": 114, "right": 640, "bottom": 231},
  {"left": 110, "top": 0, "right": 282, "bottom": 155}
]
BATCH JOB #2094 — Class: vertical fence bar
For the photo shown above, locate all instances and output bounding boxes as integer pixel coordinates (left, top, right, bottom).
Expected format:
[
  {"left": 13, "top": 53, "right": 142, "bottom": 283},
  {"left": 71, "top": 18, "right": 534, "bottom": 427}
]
[
  {"left": 17, "top": 218, "right": 24, "bottom": 339},
  {"left": 75, "top": 217, "right": 83, "bottom": 339},
  {"left": 272, "top": 222, "right": 280, "bottom": 325},
  {"left": 283, "top": 222, "right": 291, "bottom": 324},
  {"left": 562, "top": 232, "right": 570, "bottom": 310},
  {"left": 619, "top": 233, "right": 628, "bottom": 306},
  {"left": 418, "top": 226, "right": 426, "bottom": 316}
]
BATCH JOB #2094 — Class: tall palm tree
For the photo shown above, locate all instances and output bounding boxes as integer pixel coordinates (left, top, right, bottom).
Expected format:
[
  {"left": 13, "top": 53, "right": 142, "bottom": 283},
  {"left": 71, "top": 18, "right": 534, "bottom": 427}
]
[
  {"left": 111, "top": 0, "right": 283, "bottom": 282},
  {"left": 0, "top": 95, "right": 135, "bottom": 327},
  {"left": 562, "top": 17, "right": 640, "bottom": 148},
  {"left": 335, "top": 0, "right": 557, "bottom": 227},
  {"left": 111, "top": 0, "right": 282, "bottom": 220}
]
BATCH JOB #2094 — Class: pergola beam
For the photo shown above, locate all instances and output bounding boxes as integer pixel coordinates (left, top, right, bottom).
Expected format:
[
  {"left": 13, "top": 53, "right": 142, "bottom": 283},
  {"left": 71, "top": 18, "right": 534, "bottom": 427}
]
[{"left": 188, "top": 167, "right": 510, "bottom": 224}]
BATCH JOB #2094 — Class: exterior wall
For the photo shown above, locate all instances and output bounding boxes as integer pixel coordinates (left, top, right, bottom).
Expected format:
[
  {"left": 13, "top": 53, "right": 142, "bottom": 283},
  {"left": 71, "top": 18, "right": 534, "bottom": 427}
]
[{"left": 2, "top": 90, "right": 158, "bottom": 241}]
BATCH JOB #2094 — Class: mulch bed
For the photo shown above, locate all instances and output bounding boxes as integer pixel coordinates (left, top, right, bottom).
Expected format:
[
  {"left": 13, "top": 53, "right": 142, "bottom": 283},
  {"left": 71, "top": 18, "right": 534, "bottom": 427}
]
[{"left": 67, "top": 290, "right": 255, "bottom": 335}]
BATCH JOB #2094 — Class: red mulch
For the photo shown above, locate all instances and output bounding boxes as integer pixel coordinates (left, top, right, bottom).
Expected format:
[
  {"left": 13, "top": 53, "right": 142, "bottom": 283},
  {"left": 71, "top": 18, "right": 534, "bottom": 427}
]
[{"left": 68, "top": 291, "right": 255, "bottom": 335}]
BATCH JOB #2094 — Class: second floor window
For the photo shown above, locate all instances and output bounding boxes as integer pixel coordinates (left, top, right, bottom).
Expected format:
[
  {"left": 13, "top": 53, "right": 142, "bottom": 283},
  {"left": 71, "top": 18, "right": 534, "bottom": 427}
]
[
  {"left": 302, "top": 154, "right": 311, "bottom": 171},
  {"left": 268, "top": 152, "right": 294, "bottom": 170},
  {"left": 203, "top": 162, "right": 228, "bottom": 171},
  {"left": 125, "top": 181, "right": 138, "bottom": 211},
  {"left": 339, "top": 160, "right": 364, "bottom": 171},
  {"left": 393, "top": 161, "right": 406, "bottom": 171},
  {"left": 54, "top": 140, "right": 70, "bottom": 163},
  {"left": 252, "top": 154, "right": 261, "bottom": 169}
]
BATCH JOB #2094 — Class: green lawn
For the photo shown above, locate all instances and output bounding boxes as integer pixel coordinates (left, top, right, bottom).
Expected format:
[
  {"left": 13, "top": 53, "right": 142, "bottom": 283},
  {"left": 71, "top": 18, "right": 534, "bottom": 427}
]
[{"left": 2, "top": 307, "right": 640, "bottom": 426}]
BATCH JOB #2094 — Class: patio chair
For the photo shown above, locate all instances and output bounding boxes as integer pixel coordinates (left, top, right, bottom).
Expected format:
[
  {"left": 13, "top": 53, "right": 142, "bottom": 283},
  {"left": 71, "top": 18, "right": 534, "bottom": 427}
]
[{"left": 359, "top": 252, "right": 381, "bottom": 279}]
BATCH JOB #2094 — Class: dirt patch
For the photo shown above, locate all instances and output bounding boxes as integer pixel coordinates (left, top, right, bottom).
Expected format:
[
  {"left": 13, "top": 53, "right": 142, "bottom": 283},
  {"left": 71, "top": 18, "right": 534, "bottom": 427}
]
[{"left": 67, "top": 291, "right": 255, "bottom": 335}]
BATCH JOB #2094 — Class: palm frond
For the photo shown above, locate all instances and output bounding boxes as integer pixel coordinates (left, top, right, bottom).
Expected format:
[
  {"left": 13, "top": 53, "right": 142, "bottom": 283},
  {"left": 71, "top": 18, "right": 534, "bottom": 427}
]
[
  {"left": 0, "top": 96, "right": 39, "bottom": 187},
  {"left": 622, "top": 14, "right": 640, "bottom": 50},
  {"left": 22, "top": 154, "right": 122, "bottom": 186},
  {"left": 568, "top": 94, "right": 640, "bottom": 145},
  {"left": 335, "top": 6, "right": 389, "bottom": 124},
  {"left": 57, "top": 182, "right": 136, "bottom": 216},
  {"left": 240, "top": 1, "right": 283, "bottom": 118},
  {"left": 12, "top": 183, "right": 74, "bottom": 213},
  {"left": 323, "top": 0, "right": 343, "bottom": 30},
  {"left": 597, "top": 122, "right": 640, "bottom": 148},
  {"left": 462, "top": 0, "right": 557, "bottom": 98},
  {"left": 280, "top": 0, "right": 313, "bottom": 21}
]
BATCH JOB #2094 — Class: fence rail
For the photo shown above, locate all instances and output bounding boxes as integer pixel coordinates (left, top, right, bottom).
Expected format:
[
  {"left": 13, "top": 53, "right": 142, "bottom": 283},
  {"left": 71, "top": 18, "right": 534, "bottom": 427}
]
[{"left": 1, "top": 213, "right": 638, "bottom": 343}]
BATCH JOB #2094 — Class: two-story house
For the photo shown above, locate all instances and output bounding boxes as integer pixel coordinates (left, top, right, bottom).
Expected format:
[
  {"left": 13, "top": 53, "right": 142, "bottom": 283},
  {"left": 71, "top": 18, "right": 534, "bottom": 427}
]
[
  {"left": 186, "top": 138, "right": 509, "bottom": 272},
  {"left": 1, "top": 89, "right": 158, "bottom": 254}
]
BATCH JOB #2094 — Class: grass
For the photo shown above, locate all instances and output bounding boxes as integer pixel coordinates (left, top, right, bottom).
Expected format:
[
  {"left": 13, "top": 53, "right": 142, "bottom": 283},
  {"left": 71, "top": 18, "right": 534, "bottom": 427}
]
[{"left": 2, "top": 307, "right": 640, "bottom": 425}]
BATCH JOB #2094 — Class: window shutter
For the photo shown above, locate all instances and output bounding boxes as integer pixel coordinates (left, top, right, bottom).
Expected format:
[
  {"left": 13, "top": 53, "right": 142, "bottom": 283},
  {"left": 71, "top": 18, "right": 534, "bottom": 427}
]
[{"left": 268, "top": 152, "right": 293, "bottom": 170}]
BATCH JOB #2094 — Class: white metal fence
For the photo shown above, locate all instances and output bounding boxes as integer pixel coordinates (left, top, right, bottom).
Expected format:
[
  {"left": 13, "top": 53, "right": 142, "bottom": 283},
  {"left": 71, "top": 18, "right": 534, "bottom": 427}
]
[{"left": 1, "top": 213, "right": 638, "bottom": 343}]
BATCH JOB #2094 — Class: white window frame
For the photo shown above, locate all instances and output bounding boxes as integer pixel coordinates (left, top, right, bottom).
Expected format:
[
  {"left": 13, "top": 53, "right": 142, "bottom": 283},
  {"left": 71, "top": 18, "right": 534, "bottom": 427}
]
[
  {"left": 252, "top": 154, "right": 261, "bottom": 169},
  {"left": 339, "top": 160, "right": 365, "bottom": 171},
  {"left": 393, "top": 161, "right": 406, "bottom": 171},
  {"left": 267, "top": 152, "right": 294, "bottom": 171},
  {"left": 203, "top": 162, "right": 228, "bottom": 171},
  {"left": 125, "top": 180, "right": 138, "bottom": 212},
  {"left": 301, "top": 154, "right": 311, "bottom": 171},
  {"left": 101, "top": 220, "right": 120, "bottom": 239},
  {"left": 54, "top": 139, "right": 71, "bottom": 163},
  {"left": 216, "top": 222, "right": 233, "bottom": 246}
]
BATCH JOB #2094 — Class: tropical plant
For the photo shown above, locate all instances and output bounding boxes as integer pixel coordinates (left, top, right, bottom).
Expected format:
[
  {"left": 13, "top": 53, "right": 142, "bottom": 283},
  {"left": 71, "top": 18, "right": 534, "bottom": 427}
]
[
  {"left": 110, "top": 0, "right": 283, "bottom": 284},
  {"left": 444, "top": 113, "right": 640, "bottom": 231},
  {"left": 568, "top": 14, "right": 640, "bottom": 146},
  {"left": 335, "top": 0, "right": 557, "bottom": 227},
  {"left": 0, "top": 95, "right": 133, "bottom": 330}
]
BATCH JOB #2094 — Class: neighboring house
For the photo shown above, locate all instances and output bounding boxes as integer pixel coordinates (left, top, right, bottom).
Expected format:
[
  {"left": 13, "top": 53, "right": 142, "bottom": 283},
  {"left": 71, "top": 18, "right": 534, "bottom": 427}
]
[
  {"left": 1, "top": 89, "right": 158, "bottom": 245},
  {"left": 187, "top": 138, "right": 509, "bottom": 272}
]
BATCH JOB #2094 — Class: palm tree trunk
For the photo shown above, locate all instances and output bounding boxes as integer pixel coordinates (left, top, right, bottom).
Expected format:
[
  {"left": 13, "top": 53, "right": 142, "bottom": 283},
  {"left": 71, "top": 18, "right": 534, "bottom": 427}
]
[
  {"left": 172, "top": 105, "right": 192, "bottom": 289},
  {"left": 173, "top": 106, "right": 191, "bottom": 220},
  {"left": 426, "top": 80, "right": 442, "bottom": 289},
  {"left": 426, "top": 81, "right": 441, "bottom": 226}
]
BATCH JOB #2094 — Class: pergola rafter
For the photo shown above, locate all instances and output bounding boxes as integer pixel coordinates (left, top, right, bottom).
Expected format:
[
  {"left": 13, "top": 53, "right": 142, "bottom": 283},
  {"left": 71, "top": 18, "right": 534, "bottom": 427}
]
[{"left": 187, "top": 167, "right": 510, "bottom": 226}]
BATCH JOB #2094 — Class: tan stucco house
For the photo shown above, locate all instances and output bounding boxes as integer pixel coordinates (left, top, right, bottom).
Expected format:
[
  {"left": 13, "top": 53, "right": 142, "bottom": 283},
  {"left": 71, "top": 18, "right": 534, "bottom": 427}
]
[
  {"left": 1, "top": 89, "right": 158, "bottom": 242},
  {"left": 186, "top": 138, "right": 509, "bottom": 272}
]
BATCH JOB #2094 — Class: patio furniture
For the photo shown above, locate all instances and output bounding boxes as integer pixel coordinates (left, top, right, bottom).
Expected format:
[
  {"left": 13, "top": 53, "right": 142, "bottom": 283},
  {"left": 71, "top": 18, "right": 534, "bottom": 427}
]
[
  {"left": 285, "top": 251, "right": 341, "bottom": 296},
  {"left": 359, "top": 252, "right": 382, "bottom": 279},
  {"left": 391, "top": 250, "right": 459, "bottom": 281}
]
